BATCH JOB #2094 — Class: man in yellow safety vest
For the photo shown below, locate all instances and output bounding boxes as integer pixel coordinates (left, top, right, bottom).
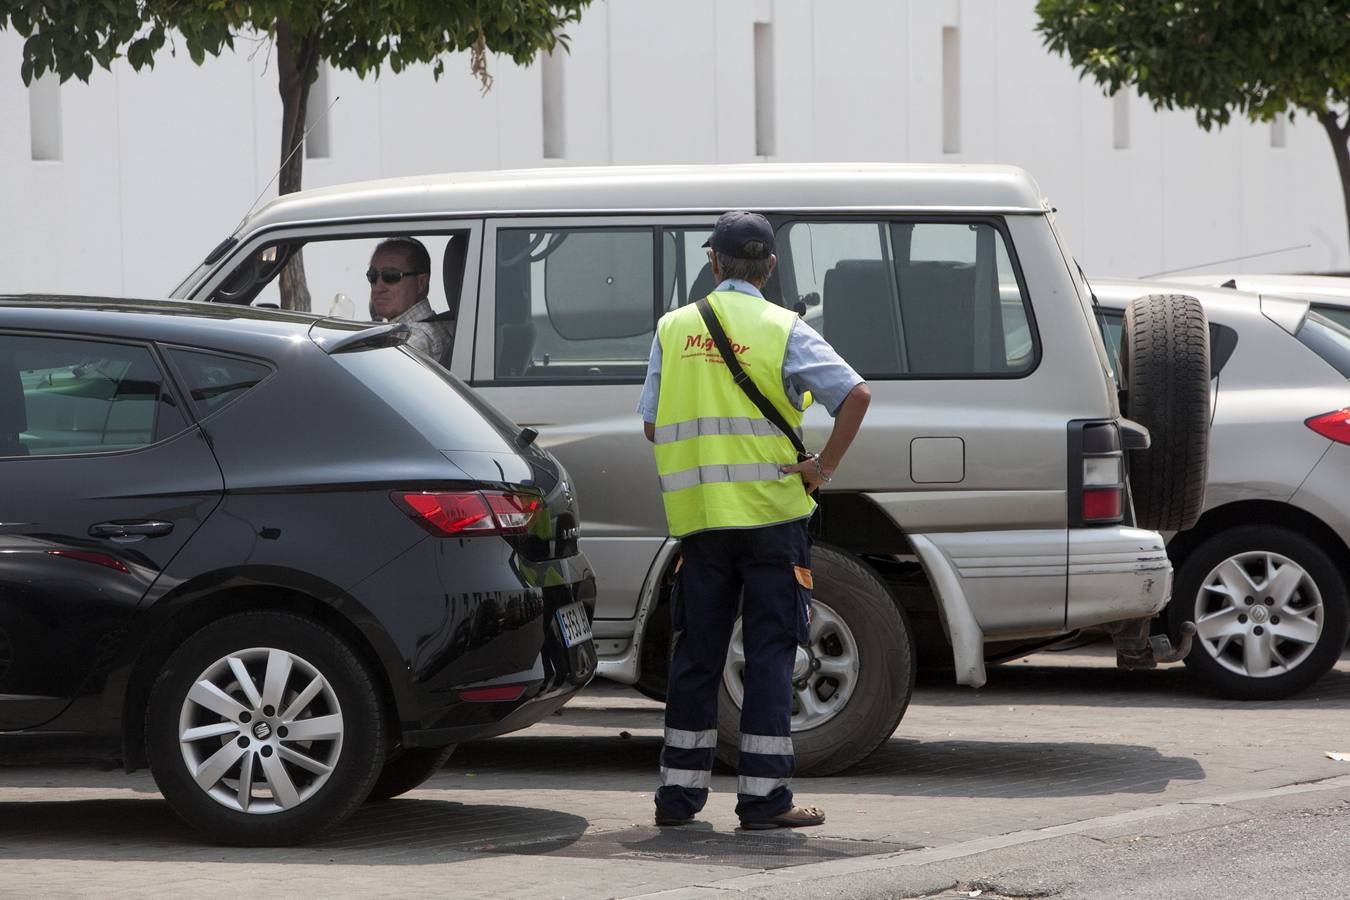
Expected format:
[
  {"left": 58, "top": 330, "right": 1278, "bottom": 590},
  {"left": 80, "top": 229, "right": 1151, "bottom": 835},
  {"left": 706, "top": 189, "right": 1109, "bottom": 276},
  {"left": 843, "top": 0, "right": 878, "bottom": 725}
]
[{"left": 637, "top": 210, "right": 871, "bottom": 829}]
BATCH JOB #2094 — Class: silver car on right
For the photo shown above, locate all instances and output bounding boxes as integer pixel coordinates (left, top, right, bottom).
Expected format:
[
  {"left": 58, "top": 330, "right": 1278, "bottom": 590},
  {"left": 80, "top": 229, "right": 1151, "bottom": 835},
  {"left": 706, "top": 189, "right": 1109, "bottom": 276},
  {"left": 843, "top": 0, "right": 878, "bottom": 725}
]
[{"left": 1090, "top": 277, "right": 1350, "bottom": 699}]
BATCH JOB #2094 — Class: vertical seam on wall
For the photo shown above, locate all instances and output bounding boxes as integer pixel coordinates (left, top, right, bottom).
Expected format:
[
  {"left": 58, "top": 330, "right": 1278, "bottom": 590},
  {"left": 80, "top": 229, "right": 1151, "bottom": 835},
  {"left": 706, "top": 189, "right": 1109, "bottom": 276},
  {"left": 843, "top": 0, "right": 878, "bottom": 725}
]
[
  {"left": 250, "top": 43, "right": 261, "bottom": 200},
  {"left": 811, "top": 0, "right": 818, "bottom": 158},
  {"left": 113, "top": 65, "right": 127, "bottom": 293},
  {"left": 605, "top": 0, "right": 614, "bottom": 164},
  {"left": 711, "top": 3, "right": 719, "bottom": 159}
]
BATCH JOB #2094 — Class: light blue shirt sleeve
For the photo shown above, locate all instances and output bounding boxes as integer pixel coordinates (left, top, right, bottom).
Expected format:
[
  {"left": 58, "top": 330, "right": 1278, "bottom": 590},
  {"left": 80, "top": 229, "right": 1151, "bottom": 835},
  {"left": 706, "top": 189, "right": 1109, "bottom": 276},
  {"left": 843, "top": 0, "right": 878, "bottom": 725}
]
[
  {"left": 636, "top": 333, "right": 662, "bottom": 423},
  {"left": 783, "top": 318, "right": 864, "bottom": 416}
]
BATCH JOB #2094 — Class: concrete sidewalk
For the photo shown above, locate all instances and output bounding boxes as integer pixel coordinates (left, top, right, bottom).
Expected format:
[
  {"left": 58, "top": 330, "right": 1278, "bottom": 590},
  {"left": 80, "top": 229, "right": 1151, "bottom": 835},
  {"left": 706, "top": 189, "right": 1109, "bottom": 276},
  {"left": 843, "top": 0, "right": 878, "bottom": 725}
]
[{"left": 3, "top": 646, "right": 1348, "bottom": 898}]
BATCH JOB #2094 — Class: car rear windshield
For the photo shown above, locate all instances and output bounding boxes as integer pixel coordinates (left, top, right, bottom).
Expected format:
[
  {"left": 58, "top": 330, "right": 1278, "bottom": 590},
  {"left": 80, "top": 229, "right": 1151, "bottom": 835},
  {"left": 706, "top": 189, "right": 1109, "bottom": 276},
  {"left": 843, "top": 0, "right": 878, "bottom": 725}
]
[
  {"left": 1297, "top": 311, "right": 1350, "bottom": 379},
  {"left": 331, "top": 345, "right": 525, "bottom": 451}
]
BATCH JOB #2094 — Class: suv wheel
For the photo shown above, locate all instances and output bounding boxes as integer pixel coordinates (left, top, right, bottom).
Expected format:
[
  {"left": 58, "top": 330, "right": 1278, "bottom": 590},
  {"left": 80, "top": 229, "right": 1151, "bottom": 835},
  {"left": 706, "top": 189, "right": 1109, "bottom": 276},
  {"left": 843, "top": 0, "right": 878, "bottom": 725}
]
[
  {"left": 366, "top": 745, "right": 457, "bottom": 802},
  {"left": 1169, "top": 526, "right": 1350, "bottom": 699},
  {"left": 716, "top": 544, "right": 915, "bottom": 776},
  {"left": 145, "top": 611, "right": 385, "bottom": 845},
  {"left": 1120, "top": 293, "right": 1210, "bottom": 531}
]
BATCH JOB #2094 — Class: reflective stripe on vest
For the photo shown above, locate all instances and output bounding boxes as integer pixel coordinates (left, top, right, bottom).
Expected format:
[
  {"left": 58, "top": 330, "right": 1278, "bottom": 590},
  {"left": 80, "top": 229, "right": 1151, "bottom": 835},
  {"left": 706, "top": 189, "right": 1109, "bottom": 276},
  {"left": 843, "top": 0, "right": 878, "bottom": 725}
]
[
  {"left": 652, "top": 291, "right": 815, "bottom": 537},
  {"left": 653, "top": 415, "right": 798, "bottom": 445},
  {"left": 659, "top": 462, "right": 785, "bottom": 492}
]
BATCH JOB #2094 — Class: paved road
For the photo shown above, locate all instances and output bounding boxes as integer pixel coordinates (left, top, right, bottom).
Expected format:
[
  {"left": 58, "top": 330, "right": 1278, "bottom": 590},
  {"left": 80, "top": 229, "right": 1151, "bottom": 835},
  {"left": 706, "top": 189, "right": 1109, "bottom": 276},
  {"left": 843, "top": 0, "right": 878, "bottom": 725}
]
[{"left": 3, "top": 645, "right": 1348, "bottom": 898}]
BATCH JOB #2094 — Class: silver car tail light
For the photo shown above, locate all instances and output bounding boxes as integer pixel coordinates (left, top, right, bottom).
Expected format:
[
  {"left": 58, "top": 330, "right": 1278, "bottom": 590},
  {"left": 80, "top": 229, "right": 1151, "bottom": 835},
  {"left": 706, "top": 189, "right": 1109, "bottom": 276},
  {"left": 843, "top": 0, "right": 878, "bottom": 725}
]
[{"left": 1305, "top": 408, "right": 1350, "bottom": 445}]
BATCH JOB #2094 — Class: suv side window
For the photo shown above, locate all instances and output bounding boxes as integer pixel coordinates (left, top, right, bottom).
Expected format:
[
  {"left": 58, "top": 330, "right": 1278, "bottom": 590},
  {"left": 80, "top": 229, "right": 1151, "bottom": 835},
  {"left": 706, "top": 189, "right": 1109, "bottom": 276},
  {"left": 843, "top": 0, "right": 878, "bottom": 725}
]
[
  {"left": 494, "top": 227, "right": 657, "bottom": 381},
  {"left": 776, "top": 219, "right": 1037, "bottom": 378},
  {"left": 164, "top": 349, "right": 273, "bottom": 417},
  {"left": 0, "top": 335, "right": 186, "bottom": 457}
]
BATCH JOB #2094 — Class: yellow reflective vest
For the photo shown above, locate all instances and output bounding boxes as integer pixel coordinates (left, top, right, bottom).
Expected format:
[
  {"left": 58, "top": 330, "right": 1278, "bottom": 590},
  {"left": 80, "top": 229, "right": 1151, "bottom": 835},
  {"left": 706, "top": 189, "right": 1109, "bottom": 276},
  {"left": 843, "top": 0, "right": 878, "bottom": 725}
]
[{"left": 652, "top": 290, "right": 815, "bottom": 537}]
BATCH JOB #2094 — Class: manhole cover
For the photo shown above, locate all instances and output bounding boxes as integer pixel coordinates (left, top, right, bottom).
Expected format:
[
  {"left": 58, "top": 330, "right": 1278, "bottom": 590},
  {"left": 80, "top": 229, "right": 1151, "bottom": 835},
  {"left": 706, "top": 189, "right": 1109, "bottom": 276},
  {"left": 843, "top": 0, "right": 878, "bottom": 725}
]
[{"left": 497, "top": 825, "right": 919, "bottom": 869}]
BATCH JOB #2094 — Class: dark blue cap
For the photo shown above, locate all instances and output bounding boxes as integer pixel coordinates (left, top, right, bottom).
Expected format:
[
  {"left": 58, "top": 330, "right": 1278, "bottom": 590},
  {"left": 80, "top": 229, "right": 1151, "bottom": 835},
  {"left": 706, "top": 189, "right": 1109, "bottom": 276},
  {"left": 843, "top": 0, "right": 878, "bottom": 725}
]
[{"left": 702, "top": 210, "right": 775, "bottom": 260}]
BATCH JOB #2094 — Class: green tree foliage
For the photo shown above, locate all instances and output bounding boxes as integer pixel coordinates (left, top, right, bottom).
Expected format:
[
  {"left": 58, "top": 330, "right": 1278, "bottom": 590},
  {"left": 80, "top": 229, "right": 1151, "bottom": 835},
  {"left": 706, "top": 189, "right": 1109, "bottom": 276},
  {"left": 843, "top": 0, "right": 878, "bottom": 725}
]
[
  {"left": 3, "top": 1, "right": 591, "bottom": 309},
  {"left": 1036, "top": 0, "right": 1350, "bottom": 261}
]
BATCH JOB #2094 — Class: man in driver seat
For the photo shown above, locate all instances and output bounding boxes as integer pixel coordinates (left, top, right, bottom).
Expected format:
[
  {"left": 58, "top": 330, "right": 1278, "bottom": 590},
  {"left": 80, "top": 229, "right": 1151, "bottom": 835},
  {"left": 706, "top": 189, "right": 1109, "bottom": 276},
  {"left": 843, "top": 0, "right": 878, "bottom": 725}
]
[{"left": 367, "top": 237, "right": 454, "bottom": 362}]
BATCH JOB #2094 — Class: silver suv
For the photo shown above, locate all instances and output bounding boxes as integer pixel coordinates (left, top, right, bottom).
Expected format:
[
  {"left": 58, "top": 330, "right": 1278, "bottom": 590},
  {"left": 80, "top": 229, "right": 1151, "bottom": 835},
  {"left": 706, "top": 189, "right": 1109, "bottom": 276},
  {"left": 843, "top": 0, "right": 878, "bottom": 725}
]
[{"left": 172, "top": 164, "right": 1208, "bottom": 774}]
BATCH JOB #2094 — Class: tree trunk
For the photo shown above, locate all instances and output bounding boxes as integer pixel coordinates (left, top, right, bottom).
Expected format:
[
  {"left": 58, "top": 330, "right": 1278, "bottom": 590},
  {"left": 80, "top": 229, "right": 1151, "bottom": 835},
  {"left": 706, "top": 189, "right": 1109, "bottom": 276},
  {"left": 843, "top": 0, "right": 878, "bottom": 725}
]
[
  {"left": 1318, "top": 109, "right": 1350, "bottom": 270},
  {"left": 275, "top": 18, "right": 320, "bottom": 312}
]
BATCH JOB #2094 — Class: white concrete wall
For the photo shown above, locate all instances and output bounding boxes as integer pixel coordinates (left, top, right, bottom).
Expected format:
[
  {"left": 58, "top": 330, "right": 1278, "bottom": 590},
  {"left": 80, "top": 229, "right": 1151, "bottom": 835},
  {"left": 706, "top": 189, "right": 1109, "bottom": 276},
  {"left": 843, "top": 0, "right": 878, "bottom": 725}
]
[{"left": 1, "top": 0, "right": 1344, "bottom": 298}]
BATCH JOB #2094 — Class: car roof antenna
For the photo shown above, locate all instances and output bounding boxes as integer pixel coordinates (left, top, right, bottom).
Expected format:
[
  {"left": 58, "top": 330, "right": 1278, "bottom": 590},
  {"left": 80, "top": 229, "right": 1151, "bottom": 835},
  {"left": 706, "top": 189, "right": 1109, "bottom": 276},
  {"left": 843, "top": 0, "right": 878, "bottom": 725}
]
[
  {"left": 204, "top": 95, "right": 342, "bottom": 265},
  {"left": 1139, "top": 243, "right": 1309, "bottom": 279}
]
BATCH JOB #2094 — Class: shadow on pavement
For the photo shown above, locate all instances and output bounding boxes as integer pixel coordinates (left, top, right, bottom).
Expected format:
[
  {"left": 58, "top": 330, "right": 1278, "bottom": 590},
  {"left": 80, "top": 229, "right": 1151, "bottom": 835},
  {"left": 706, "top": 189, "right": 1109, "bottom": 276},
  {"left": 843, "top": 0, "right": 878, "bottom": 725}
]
[
  {"left": 915, "top": 652, "right": 1350, "bottom": 710},
  {"left": 0, "top": 797, "right": 588, "bottom": 863},
  {"left": 445, "top": 734, "right": 1203, "bottom": 797}
]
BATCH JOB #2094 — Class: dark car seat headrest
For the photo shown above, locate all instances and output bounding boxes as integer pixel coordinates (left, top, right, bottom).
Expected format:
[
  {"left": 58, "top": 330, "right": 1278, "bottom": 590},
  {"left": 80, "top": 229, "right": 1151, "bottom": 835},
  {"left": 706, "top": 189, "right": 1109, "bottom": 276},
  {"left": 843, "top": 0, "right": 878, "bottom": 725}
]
[{"left": 822, "top": 260, "right": 903, "bottom": 376}]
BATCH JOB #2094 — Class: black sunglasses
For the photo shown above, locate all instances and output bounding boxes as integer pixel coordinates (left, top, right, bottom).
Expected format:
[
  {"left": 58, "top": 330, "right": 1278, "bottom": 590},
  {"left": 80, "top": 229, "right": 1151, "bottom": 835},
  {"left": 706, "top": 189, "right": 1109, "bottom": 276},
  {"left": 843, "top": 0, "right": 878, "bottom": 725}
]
[{"left": 366, "top": 267, "right": 426, "bottom": 285}]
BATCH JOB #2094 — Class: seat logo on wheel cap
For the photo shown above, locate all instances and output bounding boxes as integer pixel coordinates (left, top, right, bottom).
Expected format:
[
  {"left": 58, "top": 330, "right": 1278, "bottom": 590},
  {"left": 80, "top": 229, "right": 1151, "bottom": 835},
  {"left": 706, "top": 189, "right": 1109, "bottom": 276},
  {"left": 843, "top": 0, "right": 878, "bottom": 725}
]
[{"left": 252, "top": 721, "right": 272, "bottom": 740}]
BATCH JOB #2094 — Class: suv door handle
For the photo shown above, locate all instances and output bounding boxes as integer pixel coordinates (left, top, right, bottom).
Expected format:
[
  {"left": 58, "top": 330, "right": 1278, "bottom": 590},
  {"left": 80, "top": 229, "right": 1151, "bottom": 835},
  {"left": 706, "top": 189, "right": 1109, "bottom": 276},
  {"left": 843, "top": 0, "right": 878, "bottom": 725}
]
[{"left": 89, "top": 520, "right": 174, "bottom": 540}]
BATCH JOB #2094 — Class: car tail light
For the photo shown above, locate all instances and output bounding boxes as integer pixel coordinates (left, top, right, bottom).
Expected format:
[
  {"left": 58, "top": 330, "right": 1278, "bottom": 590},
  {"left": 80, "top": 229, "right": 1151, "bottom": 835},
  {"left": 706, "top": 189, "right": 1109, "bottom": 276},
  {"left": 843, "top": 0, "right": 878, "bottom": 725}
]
[
  {"left": 1082, "top": 488, "right": 1123, "bottom": 522},
  {"left": 459, "top": 684, "right": 527, "bottom": 702},
  {"left": 393, "top": 490, "right": 543, "bottom": 537},
  {"left": 1071, "top": 422, "right": 1125, "bottom": 526},
  {"left": 1306, "top": 408, "right": 1350, "bottom": 445}
]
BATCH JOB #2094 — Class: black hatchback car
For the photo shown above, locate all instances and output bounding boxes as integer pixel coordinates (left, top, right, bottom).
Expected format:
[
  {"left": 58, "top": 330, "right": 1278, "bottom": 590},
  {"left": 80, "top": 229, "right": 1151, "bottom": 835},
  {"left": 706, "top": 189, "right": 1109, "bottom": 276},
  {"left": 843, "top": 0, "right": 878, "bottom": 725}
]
[{"left": 0, "top": 296, "right": 597, "bottom": 845}]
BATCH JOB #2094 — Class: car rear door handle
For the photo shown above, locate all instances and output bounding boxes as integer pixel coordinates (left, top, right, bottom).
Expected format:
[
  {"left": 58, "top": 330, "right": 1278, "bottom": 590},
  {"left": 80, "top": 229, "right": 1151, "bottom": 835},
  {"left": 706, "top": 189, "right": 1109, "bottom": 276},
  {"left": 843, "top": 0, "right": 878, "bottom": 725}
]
[{"left": 89, "top": 520, "right": 174, "bottom": 540}]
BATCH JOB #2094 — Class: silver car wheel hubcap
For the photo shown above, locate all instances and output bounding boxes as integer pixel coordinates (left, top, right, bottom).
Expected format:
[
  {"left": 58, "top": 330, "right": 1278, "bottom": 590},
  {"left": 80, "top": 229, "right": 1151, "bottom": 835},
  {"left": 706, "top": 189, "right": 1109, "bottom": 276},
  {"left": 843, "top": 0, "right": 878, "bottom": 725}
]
[
  {"left": 723, "top": 599, "right": 860, "bottom": 731},
  {"left": 177, "top": 647, "right": 344, "bottom": 814},
  {"left": 1193, "top": 550, "right": 1324, "bottom": 679}
]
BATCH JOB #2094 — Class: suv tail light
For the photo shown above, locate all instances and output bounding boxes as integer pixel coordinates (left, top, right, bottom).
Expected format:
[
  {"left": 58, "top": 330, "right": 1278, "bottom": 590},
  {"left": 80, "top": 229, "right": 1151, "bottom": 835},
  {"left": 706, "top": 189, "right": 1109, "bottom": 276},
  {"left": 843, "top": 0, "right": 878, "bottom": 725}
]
[
  {"left": 1306, "top": 408, "right": 1350, "bottom": 445},
  {"left": 1070, "top": 422, "right": 1125, "bottom": 526},
  {"left": 393, "top": 490, "right": 544, "bottom": 537}
]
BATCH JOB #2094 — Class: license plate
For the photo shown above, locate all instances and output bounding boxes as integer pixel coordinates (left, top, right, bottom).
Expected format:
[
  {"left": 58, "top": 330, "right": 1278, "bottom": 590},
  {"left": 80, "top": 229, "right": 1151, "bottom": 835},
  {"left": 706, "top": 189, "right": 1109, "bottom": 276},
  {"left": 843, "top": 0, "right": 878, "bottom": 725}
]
[{"left": 555, "top": 601, "right": 592, "bottom": 648}]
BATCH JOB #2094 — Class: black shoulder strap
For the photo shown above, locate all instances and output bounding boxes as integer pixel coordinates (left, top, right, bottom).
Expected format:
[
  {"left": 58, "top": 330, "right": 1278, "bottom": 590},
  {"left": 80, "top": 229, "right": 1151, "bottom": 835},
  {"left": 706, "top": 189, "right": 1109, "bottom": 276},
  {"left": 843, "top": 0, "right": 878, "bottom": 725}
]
[{"left": 695, "top": 296, "right": 808, "bottom": 459}]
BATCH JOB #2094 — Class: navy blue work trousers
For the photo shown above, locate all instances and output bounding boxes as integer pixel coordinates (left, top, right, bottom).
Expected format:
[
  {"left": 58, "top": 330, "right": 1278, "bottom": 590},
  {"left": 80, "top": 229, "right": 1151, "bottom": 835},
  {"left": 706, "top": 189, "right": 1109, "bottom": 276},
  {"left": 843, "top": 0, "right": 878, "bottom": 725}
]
[{"left": 654, "top": 518, "right": 812, "bottom": 823}]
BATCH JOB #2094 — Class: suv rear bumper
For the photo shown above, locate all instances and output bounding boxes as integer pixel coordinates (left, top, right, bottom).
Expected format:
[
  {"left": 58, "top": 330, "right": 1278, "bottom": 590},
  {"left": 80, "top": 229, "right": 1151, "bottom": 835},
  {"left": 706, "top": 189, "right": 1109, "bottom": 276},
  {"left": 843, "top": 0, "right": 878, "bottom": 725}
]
[{"left": 911, "top": 526, "right": 1171, "bottom": 687}]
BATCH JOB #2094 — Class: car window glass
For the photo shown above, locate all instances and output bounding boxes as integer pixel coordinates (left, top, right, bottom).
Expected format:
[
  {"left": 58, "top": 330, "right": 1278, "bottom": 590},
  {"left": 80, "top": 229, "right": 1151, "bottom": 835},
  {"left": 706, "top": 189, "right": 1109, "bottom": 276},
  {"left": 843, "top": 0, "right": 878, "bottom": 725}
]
[
  {"left": 776, "top": 219, "right": 1036, "bottom": 378},
  {"left": 494, "top": 227, "right": 656, "bottom": 381},
  {"left": 1313, "top": 304, "right": 1350, "bottom": 333},
  {"left": 1098, "top": 311, "right": 1124, "bottom": 384},
  {"left": 0, "top": 335, "right": 178, "bottom": 457},
  {"left": 214, "top": 231, "right": 457, "bottom": 306},
  {"left": 663, "top": 228, "right": 715, "bottom": 309},
  {"left": 1297, "top": 310, "right": 1350, "bottom": 378},
  {"left": 332, "top": 344, "right": 523, "bottom": 451},
  {"left": 165, "top": 349, "right": 272, "bottom": 417}
]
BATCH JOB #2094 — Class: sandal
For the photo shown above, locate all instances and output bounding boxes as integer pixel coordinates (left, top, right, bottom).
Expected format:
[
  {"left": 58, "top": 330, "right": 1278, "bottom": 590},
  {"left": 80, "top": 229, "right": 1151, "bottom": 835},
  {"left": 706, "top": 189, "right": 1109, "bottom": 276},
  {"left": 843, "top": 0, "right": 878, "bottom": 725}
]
[{"left": 739, "top": 805, "right": 826, "bottom": 830}]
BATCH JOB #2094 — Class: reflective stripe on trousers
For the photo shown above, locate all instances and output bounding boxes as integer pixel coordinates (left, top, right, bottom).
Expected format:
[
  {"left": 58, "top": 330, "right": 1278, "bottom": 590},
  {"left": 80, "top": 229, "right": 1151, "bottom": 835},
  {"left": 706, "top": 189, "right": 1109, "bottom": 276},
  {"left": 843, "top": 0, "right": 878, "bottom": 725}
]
[
  {"left": 737, "top": 732, "right": 795, "bottom": 797},
  {"left": 664, "top": 727, "right": 718, "bottom": 750},
  {"left": 738, "top": 775, "right": 790, "bottom": 797},
  {"left": 653, "top": 416, "right": 802, "bottom": 445},
  {"left": 660, "top": 767, "right": 712, "bottom": 789},
  {"left": 660, "top": 462, "right": 786, "bottom": 492}
]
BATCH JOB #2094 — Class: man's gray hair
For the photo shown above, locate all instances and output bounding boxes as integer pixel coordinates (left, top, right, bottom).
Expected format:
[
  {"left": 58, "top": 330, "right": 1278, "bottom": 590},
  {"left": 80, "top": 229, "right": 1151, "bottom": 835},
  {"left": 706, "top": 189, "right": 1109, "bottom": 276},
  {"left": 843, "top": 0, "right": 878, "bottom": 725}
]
[{"left": 715, "top": 251, "right": 774, "bottom": 286}]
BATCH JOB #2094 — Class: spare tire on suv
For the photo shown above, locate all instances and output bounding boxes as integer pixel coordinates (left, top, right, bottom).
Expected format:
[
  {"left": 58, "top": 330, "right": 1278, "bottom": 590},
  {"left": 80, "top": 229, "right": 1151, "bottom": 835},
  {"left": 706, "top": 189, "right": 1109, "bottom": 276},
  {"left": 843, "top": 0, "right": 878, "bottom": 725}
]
[{"left": 1120, "top": 294, "right": 1211, "bottom": 532}]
